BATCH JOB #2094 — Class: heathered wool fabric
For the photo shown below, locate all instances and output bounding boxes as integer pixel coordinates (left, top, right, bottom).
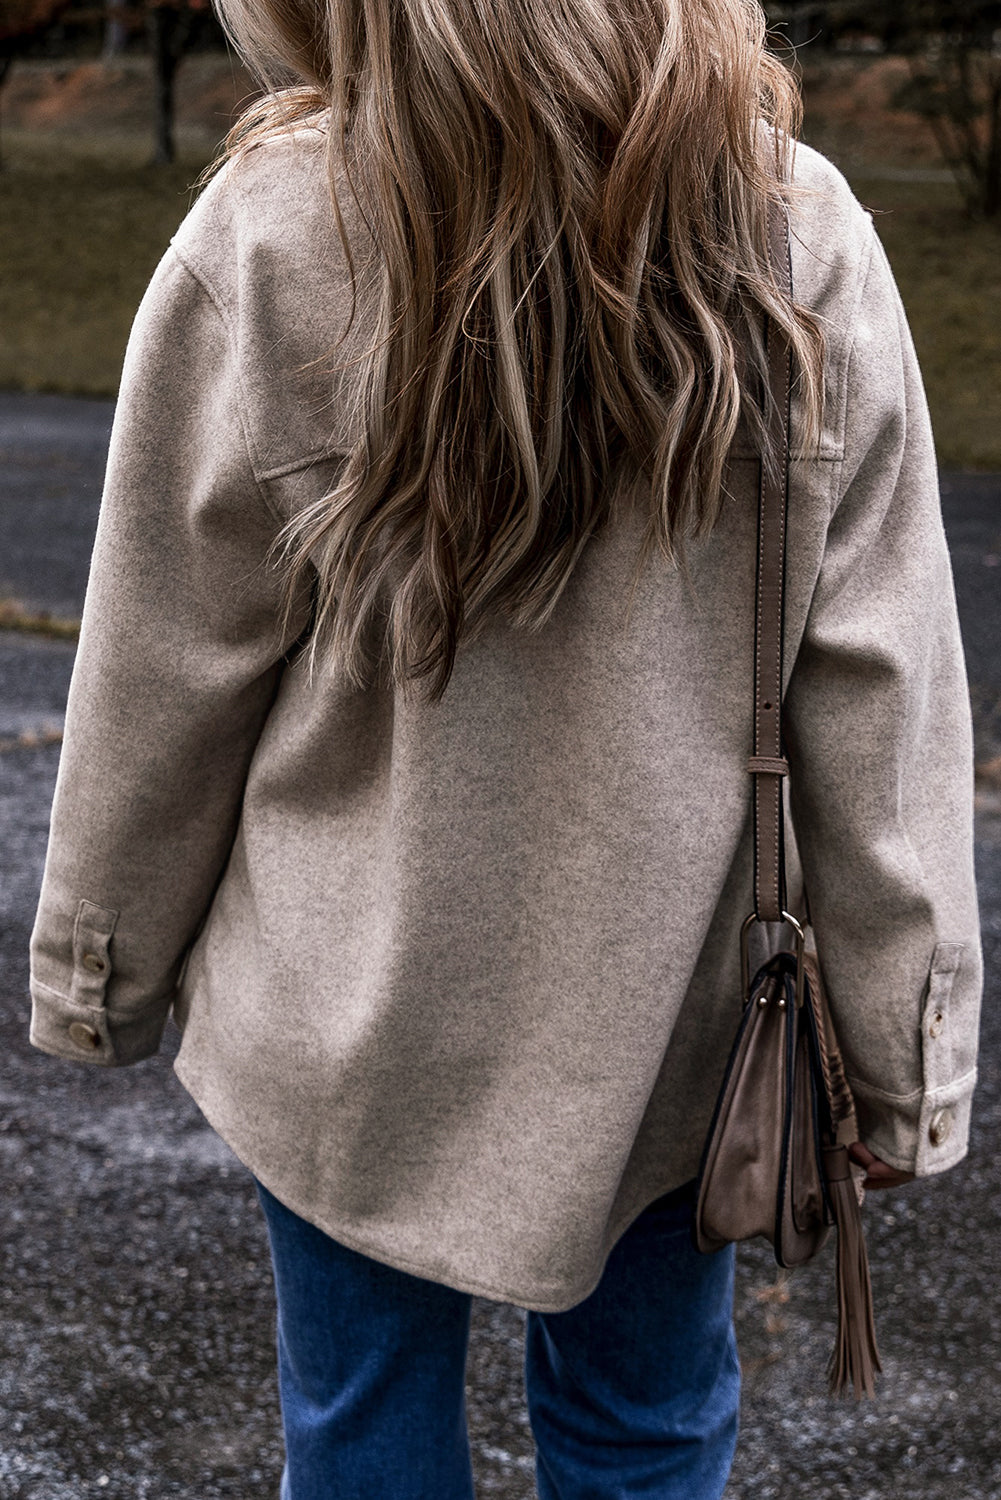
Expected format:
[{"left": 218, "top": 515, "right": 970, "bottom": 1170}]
[{"left": 30, "top": 132, "right": 982, "bottom": 1310}]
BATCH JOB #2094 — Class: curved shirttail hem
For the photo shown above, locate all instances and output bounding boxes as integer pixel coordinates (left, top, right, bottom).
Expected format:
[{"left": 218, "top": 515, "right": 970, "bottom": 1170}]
[{"left": 173, "top": 1056, "right": 693, "bottom": 1314}]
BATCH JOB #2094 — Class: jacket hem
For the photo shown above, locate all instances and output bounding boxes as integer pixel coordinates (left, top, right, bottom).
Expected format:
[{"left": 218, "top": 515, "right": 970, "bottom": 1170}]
[{"left": 173, "top": 1054, "right": 690, "bottom": 1314}]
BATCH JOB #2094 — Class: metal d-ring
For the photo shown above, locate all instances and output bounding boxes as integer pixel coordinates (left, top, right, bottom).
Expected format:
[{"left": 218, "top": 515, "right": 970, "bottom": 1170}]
[{"left": 740, "top": 909, "right": 806, "bottom": 1007}]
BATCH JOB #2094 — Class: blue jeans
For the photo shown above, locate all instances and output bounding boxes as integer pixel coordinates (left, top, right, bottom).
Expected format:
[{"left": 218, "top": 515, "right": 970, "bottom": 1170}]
[{"left": 255, "top": 1179, "right": 739, "bottom": 1499}]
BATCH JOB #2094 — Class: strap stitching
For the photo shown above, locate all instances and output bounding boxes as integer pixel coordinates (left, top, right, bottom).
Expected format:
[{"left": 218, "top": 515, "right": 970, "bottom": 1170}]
[{"left": 752, "top": 201, "right": 793, "bottom": 922}]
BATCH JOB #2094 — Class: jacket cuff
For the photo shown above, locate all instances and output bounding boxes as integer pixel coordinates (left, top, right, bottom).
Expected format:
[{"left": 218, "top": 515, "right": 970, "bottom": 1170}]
[
  {"left": 850, "top": 1072, "right": 975, "bottom": 1177},
  {"left": 29, "top": 978, "right": 168, "bottom": 1067},
  {"left": 846, "top": 940, "right": 977, "bottom": 1177}
]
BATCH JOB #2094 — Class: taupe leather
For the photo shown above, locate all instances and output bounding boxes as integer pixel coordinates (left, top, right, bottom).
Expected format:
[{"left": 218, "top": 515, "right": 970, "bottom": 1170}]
[
  {"left": 695, "top": 201, "right": 881, "bottom": 1396},
  {"left": 802, "top": 949, "right": 859, "bottom": 1145},
  {"left": 695, "top": 202, "right": 833, "bottom": 1268},
  {"left": 786, "top": 1020, "right": 828, "bottom": 1257},
  {"left": 751, "top": 204, "right": 794, "bottom": 924},
  {"left": 694, "top": 970, "right": 788, "bottom": 1252},
  {"left": 746, "top": 755, "right": 790, "bottom": 777},
  {"left": 694, "top": 954, "right": 831, "bottom": 1266}
]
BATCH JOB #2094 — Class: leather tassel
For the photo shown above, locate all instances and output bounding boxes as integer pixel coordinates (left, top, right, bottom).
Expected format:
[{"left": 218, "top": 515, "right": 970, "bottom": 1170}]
[{"left": 823, "top": 1146, "right": 881, "bottom": 1399}]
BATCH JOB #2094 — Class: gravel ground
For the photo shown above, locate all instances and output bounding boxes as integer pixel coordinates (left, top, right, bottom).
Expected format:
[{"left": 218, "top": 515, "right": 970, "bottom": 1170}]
[{"left": 1, "top": 393, "right": 998, "bottom": 1500}]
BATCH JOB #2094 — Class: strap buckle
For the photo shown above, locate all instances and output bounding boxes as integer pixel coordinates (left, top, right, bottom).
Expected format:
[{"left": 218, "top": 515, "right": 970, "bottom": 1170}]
[{"left": 740, "top": 909, "right": 806, "bottom": 1007}]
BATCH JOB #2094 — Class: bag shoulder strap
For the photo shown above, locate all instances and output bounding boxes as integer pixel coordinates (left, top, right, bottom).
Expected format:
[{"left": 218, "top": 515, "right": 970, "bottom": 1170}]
[{"left": 749, "top": 201, "right": 794, "bottom": 925}]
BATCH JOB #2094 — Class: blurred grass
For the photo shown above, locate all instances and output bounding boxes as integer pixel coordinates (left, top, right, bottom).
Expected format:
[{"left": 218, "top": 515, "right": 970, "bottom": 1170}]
[{"left": 1, "top": 133, "right": 1000, "bottom": 467}]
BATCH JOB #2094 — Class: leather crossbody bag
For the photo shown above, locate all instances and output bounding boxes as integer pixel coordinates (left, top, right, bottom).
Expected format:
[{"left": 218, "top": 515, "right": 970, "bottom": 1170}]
[{"left": 693, "top": 202, "right": 881, "bottom": 1400}]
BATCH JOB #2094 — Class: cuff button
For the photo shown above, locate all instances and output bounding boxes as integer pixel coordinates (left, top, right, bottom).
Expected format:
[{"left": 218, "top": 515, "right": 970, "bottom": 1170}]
[
  {"left": 68, "top": 1021, "right": 101, "bottom": 1050},
  {"left": 928, "top": 1108, "right": 953, "bottom": 1147},
  {"left": 82, "top": 953, "right": 108, "bottom": 975}
]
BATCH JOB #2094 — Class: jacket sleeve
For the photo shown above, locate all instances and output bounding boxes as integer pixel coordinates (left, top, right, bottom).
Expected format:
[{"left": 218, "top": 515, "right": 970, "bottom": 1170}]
[
  {"left": 29, "top": 247, "right": 308, "bottom": 1067},
  {"left": 785, "top": 228, "right": 983, "bottom": 1177}
]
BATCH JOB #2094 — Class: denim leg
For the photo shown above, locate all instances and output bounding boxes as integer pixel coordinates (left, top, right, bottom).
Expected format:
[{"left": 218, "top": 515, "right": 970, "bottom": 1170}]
[
  {"left": 525, "top": 1182, "right": 740, "bottom": 1500},
  {"left": 255, "top": 1181, "right": 476, "bottom": 1500}
]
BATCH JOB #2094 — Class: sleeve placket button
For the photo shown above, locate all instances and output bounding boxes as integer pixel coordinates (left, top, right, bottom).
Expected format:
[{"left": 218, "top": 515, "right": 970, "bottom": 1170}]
[
  {"left": 82, "top": 953, "right": 107, "bottom": 974},
  {"left": 68, "top": 1021, "right": 101, "bottom": 1050}
]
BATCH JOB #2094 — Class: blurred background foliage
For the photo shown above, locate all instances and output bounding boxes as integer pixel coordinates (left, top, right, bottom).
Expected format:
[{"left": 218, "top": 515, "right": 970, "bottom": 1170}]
[{"left": 0, "top": 0, "right": 999, "bottom": 466}]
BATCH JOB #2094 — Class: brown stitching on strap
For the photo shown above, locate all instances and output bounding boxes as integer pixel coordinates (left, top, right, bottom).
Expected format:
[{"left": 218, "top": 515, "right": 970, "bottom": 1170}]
[
  {"left": 752, "top": 201, "right": 793, "bottom": 923},
  {"left": 747, "top": 756, "right": 789, "bottom": 776}
]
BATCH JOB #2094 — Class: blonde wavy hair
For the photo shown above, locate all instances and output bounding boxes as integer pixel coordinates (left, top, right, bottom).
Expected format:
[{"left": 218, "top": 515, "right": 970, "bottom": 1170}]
[{"left": 215, "top": 0, "right": 824, "bottom": 699}]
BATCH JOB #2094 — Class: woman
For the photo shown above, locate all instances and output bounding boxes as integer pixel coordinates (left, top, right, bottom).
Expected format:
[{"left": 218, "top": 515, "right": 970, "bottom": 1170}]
[{"left": 29, "top": 0, "right": 981, "bottom": 1495}]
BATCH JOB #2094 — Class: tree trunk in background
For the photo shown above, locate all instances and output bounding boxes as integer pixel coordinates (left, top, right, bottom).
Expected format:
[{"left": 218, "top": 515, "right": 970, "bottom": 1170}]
[
  {"left": 0, "top": 55, "right": 13, "bottom": 169},
  {"left": 786, "top": 6, "right": 819, "bottom": 49},
  {"left": 147, "top": 4, "right": 187, "bottom": 165},
  {"left": 987, "top": 80, "right": 1001, "bottom": 218},
  {"left": 887, "top": 0, "right": 1001, "bottom": 219},
  {"left": 0, "top": 0, "right": 75, "bottom": 169},
  {"left": 103, "top": 10, "right": 128, "bottom": 60}
]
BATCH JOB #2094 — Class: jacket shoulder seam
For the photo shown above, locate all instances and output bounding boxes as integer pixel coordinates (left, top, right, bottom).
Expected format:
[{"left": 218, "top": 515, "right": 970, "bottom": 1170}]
[
  {"left": 829, "top": 223, "right": 881, "bottom": 522},
  {"left": 164, "top": 243, "right": 285, "bottom": 528}
]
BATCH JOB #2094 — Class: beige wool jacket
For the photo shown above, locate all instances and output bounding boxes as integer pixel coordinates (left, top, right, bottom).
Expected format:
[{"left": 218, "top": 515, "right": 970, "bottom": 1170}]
[{"left": 30, "top": 130, "right": 982, "bottom": 1310}]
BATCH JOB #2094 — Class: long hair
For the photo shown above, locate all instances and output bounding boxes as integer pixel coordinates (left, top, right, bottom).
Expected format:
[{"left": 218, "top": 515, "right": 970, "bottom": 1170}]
[{"left": 214, "top": 0, "right": 824, "bottom": 699}]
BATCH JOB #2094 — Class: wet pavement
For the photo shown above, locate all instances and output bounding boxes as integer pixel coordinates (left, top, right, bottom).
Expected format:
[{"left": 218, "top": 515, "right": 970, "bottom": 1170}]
[{"left": 0, "top": 392, "right": 999, "bottom": 1499}]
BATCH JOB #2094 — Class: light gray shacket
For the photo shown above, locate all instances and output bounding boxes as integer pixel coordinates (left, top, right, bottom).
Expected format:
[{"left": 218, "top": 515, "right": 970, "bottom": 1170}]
[{"left": 29, "top": 132, "right": 982, "bottom": 1310}]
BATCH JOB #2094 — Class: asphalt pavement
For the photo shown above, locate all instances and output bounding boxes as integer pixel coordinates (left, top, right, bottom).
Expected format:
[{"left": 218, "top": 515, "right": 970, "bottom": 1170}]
[{"left": 1, "top": 391, "right": 999, "bottom": 1500}]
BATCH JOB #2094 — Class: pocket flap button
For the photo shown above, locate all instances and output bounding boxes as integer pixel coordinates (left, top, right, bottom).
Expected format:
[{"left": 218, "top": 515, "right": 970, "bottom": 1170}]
[
  {"left": 82, "top": 953, "right": 107, "bottom": 975},
  {"left": 68, "top": 1022, "right": 101, "bottom": 1050}
]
